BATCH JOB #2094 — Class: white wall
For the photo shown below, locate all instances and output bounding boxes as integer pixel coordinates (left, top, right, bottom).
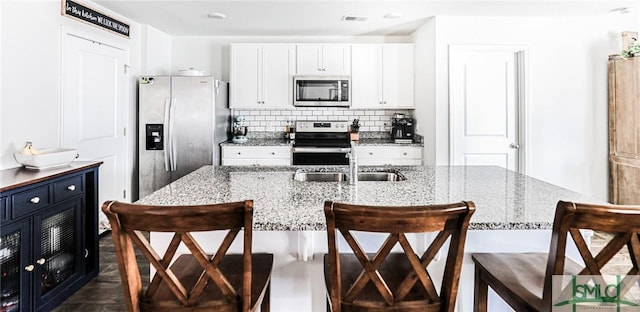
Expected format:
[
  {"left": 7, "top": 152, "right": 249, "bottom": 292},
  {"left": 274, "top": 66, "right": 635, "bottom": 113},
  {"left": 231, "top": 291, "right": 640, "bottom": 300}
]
[
  {"left": 1, "top": 1, "right": 64, "bottom": 168},
  {"left": 410, "top": 17, "right": 436, "bottom": 165},
  {"left": 140, "top": 25, "right": 172, "bottom": 75},
  {"left": 415, "top": 15, "right": 636, "bottom": 200}
]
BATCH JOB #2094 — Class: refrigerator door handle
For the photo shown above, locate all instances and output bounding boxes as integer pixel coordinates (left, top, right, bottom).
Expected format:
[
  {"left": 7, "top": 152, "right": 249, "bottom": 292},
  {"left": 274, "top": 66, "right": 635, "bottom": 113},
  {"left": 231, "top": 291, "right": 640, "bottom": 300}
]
[
  {"left": 163, "top": 98, "right": 171, "bottom": 171},
  {"left": 169, "top": 98, "right": 178, "bottom": 171}
]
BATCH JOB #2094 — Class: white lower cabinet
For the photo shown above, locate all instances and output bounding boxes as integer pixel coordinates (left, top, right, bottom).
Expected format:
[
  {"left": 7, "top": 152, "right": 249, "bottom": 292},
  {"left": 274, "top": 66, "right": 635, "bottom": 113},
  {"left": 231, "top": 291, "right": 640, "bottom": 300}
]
[
  {"left": 355, "top": 145, "right": 422, "bottom": 166},
  {"left": 222, "top": 146, "right": 291, "bottom": 166}
]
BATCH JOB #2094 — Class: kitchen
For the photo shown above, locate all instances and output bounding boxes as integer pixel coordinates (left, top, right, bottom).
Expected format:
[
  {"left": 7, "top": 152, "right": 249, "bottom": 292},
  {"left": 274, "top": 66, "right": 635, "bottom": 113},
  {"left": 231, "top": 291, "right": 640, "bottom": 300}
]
[{"left": 1, "top": 0, "right": 639, "bottom": 311}]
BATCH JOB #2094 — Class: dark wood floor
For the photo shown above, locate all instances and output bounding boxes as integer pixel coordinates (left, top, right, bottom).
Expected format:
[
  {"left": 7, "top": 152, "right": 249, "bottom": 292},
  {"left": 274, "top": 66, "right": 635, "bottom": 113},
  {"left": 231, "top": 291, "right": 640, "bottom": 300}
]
[{"left": 52, "top": 233, "right": 149, "bottom": 312}]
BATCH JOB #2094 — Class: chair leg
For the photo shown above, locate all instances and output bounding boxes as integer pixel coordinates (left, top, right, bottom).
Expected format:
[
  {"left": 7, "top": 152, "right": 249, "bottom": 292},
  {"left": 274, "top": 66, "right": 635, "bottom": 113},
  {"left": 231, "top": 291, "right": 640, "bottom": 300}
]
[
  {"left": 474, "top": 266, "right": 489, "bottom": 312},
  {"left": 261, "top": 281, "right": 270, "bottom": 312}
]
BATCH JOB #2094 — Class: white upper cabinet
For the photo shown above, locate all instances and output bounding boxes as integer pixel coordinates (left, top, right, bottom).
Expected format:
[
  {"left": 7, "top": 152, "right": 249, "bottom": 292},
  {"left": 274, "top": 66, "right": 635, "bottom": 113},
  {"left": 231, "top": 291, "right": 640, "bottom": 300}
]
[
  {"left": 230, "top": 44, "right": 295, "bottom": 108},
  {"left": 351, "top": 44, "right": 414, "bottom": 109},
  {"left": 296, "top": 44, "right": 350, "bottom": 75}
]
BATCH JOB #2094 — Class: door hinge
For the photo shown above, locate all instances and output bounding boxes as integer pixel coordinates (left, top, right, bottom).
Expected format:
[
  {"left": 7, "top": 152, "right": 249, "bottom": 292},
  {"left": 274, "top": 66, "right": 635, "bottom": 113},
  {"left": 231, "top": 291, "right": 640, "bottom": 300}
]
[
  {"left": 124, "top": 64, "right": 130, "bottom": 74},
  {"left": 123, "top": 190, "right": 126, "bottom": 199}
]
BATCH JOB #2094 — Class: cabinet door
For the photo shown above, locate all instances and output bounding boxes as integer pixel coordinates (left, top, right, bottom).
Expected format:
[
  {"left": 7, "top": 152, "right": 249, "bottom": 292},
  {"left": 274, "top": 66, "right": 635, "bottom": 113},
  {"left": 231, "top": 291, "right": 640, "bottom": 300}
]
[
  {"left": 296, "top": 44, "right": 323, "bottom": 75},
  {"left": 262, "top": 45, "right": 295, "bottom": 108},
  {"left": 0, "top": 220, "right": 31, "bottom": 312},
  {"left": 382, "top": 44, "right": 414, "bottom": 108},
  {"left": 230, "top": 45, "right": 261, "bottom": 108},
  {"left": 322, "top": 44, "right": 351, "bottom": 75},
  {"left": 351, "top": 44, "right": 382, "bottom": 108},
  {"left": 33, "top": 199, "right": 82, "bottom": 308}
]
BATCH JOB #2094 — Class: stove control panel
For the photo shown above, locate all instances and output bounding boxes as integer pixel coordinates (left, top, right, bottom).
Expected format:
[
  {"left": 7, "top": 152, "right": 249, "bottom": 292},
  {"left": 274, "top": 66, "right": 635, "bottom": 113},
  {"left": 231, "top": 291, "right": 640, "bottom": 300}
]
[{"left": 296, "top": 121, "right": 349, "bottom": 132}]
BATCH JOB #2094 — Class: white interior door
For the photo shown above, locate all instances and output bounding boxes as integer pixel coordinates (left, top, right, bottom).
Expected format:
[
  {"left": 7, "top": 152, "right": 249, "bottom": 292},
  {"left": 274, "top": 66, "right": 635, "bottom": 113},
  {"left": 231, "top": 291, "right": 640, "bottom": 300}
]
[
  {"left": 449, "top": 45, "right": 525, "bottom": 171},
  {"left": 62, "top": 34, "right": 128, "bottom": 233}
]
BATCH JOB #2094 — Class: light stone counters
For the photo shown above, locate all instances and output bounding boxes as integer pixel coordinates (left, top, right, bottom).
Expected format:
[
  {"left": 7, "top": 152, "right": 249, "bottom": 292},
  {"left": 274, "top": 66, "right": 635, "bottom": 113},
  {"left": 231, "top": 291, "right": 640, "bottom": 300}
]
[
  {"left": 218, "top": 135, "right": 423, "bottom": 147},
  {"left": 138, "top": 165, "right": 598, "bottom": 312},
  {"left": 220, "top": 138, "right": 291, "bottom": 146},
  {"left": 136, "top": 165, "right": 596, "bottom": 231},
  {"left": 352, "top": 138, "right": 423, "bottom": 147}
]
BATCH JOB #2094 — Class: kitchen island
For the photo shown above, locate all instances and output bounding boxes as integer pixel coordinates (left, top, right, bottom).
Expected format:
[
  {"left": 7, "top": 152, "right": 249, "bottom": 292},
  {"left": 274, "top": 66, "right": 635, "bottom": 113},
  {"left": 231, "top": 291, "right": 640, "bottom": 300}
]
[{"left": 137, "top": 165, "right": 596, "bottom": 311}]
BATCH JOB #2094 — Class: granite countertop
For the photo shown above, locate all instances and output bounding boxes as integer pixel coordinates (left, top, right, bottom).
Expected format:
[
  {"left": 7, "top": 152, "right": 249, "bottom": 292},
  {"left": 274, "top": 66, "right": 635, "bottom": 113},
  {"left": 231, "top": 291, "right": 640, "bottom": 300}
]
[
  {"left": 136, "top": 165, "right": 597, "bottom": 231},
  {"left": 219, "top": 137, "right": 422, "bottom": 147},
  {"left": 220, "top": 138, "right": 292, "bottom": 146},
  {"left": 353, "top": 138, "right": 423, "bottom": 147}
]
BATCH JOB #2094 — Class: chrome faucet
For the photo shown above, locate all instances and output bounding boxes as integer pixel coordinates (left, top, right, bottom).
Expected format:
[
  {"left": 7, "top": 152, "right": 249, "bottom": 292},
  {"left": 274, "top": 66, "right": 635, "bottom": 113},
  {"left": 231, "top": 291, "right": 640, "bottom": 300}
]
[{"left": 347, "top": 141, "right": 358, "bottom": 185}]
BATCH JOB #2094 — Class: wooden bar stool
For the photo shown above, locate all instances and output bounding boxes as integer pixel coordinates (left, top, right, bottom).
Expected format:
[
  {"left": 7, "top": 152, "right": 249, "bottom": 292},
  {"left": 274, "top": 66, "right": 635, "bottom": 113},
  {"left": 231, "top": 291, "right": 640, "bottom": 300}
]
[
  {"left": 472, "top": 200, "right": 640, "bottom": 312},
  {"left": 102, "top": 200, "right": 273, "bottom": 312},
  {"left": 323, "top": 200, "right": 475, "bottom": 312}
]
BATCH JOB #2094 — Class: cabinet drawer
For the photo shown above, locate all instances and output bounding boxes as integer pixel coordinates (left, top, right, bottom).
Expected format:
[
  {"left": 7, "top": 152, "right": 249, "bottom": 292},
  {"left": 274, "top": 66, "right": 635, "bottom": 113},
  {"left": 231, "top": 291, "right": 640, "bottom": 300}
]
[
  {"left": 54, "top": 175, "right": 84, "bottom": 203},
  {"left": 12, "top": 186, "right": 51, "bottom": 219},
  {"left": 356, "top": 146, "right": 422, "bottom": 159},
  {"left": 223, "top": 146, "right": 291, "bottom": 159}
]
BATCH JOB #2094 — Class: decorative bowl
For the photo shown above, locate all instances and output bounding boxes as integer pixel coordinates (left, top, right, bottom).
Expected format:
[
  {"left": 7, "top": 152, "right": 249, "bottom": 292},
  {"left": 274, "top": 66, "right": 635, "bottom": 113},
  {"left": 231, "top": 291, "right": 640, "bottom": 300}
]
[{"left": 14, "top": 148, "right": 79, "bottom": 170}]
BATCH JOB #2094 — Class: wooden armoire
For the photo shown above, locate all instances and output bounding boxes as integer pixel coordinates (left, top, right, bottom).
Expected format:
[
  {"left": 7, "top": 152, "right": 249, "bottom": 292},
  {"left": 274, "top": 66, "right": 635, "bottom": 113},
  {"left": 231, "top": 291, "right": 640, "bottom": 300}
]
[{"left": 609, "top": 55, "right": 640, "bottom": 204}]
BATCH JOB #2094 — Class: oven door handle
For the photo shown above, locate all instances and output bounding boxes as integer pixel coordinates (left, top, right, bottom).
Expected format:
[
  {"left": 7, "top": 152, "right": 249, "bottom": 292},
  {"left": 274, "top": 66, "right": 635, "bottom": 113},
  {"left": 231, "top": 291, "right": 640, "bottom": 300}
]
[{"left": 292, "top": 147, "right": 351, "bottom": 153}]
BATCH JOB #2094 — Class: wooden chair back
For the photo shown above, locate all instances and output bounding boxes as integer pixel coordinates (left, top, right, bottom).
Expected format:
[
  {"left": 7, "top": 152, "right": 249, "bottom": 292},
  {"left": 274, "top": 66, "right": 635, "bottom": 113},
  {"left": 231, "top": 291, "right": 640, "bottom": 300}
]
[
  {"left": 102, "top": 200, "right": 260, "bottom": 312},
  {"left": 324, "top": 200, "right": 475, "bottom": 312},
  {"left": 541, "top": 200, "right": 640, "bottom": 308}
]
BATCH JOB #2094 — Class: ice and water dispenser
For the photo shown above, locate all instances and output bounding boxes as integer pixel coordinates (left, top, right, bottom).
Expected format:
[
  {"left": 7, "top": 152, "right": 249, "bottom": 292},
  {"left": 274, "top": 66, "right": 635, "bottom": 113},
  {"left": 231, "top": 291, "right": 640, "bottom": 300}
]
[{"left": 145, "top": 124, "right": 164, "bottom": 150}]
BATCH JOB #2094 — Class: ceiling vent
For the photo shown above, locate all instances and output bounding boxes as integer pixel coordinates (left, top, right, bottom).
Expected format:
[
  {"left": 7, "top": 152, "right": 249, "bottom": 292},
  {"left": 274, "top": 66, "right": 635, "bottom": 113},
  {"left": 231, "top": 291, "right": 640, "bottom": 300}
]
[{"left": 342, "top": 15, "right": 368, "bottom": 22}]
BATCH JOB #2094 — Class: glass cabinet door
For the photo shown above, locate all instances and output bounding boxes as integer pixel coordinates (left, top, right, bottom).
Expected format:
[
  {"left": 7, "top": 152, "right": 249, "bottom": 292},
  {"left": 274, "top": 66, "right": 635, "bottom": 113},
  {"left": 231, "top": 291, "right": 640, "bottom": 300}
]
[
  {"left": 35, "top": 201, "right": 80, "bottom": 299},
  {"left": 0, "top": 221, "right": 29, "bottom": 312}
]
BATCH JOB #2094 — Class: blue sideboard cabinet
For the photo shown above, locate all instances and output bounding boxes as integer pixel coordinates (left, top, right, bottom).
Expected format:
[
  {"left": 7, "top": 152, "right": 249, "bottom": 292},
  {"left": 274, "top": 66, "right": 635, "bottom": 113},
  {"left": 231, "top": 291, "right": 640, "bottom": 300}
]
[{"left": 0, "top": 162, "right": 101, "bottom": 312}]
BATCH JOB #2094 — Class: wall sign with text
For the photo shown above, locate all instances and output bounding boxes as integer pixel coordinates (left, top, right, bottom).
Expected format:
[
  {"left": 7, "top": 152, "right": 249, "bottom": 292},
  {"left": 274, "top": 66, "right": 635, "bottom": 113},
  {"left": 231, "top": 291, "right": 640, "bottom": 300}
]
[{"left": 61, "top": 0, "right": 130, "bottom": 38}]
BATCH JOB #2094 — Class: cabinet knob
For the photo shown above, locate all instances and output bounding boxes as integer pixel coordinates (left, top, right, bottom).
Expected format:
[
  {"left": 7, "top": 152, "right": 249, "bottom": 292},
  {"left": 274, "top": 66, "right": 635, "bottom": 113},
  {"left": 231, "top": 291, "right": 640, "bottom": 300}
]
[
  {"left": 30, "top": 197, "right": 40, "bottom": 204},
  {"left": 271, "top": 152, "right": 275, "bottom": 155},
  {"left": 237, "top": 152, "right": 241, "bottom": 155},
  {"left": 36, "top": 258, "right": 46, "bottom": 265},
  {"left": 403, "top": 152, "right": 408, "bottom": 156},
  {"left": 67, "top": 185, "right": 76, "bottom": 191},
  {"left": 25, "top": 264, "right": 34, "bottom": 272},
  {"left": 369, "top": 152, "right": 373, "bottom": 155},
  {"left": 85, "top": 249, "right": 89, "bottom": 258}
]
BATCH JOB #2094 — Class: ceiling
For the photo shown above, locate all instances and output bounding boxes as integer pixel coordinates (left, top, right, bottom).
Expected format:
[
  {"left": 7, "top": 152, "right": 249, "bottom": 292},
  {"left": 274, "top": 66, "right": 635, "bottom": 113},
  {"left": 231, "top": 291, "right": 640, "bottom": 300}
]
[{"left": 93, "top": 0, "right": 638, "bottom": 36}]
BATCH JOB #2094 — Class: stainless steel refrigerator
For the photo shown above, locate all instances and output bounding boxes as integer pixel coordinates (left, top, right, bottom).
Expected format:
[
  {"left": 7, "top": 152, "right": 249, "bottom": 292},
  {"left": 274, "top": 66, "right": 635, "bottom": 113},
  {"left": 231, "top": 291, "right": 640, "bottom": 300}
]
[{"left": 138, "top": 75, "right": 229, "bottom": 199}]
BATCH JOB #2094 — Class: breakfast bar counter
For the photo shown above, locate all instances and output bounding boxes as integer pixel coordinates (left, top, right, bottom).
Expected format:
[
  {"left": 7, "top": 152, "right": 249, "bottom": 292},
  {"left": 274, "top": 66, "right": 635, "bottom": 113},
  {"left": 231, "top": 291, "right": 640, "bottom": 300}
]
[
  {"left": 136, "top": 165, "right": 597, "bottom": 312},
  {"left": 137, "top": 165, "right": 595, "bottom": 230}
]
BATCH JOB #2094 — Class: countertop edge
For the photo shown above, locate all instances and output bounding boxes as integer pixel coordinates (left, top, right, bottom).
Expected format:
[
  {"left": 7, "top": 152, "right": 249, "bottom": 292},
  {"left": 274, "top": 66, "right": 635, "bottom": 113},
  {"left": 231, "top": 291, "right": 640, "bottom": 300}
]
[{"left": 0, "top": 161, "right": 103, "bottom": 192}]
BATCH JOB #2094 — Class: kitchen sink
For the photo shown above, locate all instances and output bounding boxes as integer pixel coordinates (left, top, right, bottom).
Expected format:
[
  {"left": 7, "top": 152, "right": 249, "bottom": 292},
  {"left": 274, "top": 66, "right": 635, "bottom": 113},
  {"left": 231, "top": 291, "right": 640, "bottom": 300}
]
[
  {"left": 293, "top": 169, "right": 405, "bottom": 182},
  {"left": 293, "top": 171, "right": 346, "bottom": 182},
  {"left": 357, "top": 172, "right": 403, "bottom": 181}
]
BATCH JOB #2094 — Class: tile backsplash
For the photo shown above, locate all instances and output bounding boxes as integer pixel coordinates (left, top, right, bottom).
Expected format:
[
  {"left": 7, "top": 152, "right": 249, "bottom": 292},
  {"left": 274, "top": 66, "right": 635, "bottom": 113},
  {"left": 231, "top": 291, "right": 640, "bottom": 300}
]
[{"left": 231, "top": 108, "right": 413, "bottom": 133}]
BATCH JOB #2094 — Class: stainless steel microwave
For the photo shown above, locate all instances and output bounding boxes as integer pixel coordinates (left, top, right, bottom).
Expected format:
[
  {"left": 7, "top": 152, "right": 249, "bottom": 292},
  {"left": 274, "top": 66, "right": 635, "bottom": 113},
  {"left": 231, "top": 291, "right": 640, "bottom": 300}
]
[{"left": 293, "top": 76, "right": 350, "bottom": 107}]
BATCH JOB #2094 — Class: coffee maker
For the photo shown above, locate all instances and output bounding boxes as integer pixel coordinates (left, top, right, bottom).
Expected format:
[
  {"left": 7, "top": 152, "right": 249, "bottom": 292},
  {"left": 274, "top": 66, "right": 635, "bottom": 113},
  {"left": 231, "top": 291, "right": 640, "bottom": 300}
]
[
  {"left": 232, "top": 115, "right": 248, "bottom": 144},
  {"left": 391, "top": 116, "right": 414, "bottom": 143}
]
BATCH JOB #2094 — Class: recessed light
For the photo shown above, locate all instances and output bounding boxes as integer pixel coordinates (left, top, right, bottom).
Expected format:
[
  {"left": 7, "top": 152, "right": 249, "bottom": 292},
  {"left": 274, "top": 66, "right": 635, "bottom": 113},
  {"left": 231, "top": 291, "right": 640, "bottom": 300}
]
[
  {"left": 611, "top": 7, "right": 630, "bottom": 14},
  {"left": 207, "top": 12, "right": 227, "bottom": 19},
  {"left": 384, "top": 13, "right": 402, "bottom": 19},
  {"left": 342, "top": 15, "right": 368, "bottom": 22}
]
